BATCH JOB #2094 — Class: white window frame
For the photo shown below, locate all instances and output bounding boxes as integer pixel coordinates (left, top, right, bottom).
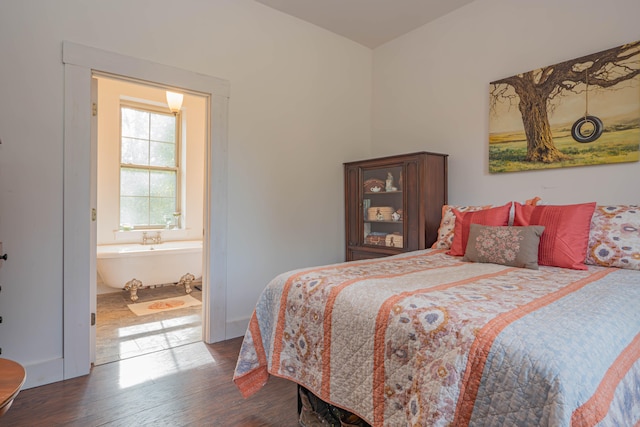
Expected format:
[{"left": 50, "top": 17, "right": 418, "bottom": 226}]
[{"left": 119, "top": 101, "right": 182, "bottom": 229}]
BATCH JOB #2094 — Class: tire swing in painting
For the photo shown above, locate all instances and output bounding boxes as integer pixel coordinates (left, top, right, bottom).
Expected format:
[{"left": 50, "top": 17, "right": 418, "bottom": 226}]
[{"left": 571, "top": 70, "right": 603, "bottom": 143}]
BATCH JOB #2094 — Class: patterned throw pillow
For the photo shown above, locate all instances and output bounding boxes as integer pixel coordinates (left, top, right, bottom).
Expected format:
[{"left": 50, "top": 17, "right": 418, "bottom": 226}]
[
  {"left": 586, "top": 205, "right": 640, "bottom": 270},
  {"left": 463, "top": 224, "right": 545, "bottom": 269},
  {"left": 431, "top": 205, "right": 492, "bottom": 249}
]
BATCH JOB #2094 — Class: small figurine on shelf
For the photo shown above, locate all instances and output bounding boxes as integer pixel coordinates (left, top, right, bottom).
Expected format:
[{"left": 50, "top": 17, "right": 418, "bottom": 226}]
[
  {"left": 376, "top": 208, "right": 384, "bottom": 221},
  {"left": 392, "top": 211, "right": 401, "bottom": 221},
  {"left": 385, "top": 172, "right": 397, "bottom": 192}
]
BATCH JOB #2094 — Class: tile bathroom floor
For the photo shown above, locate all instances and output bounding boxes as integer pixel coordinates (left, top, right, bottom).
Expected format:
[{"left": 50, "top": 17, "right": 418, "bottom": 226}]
[{"left": 96, "top": 283, "right": 202, "bottom": 365}]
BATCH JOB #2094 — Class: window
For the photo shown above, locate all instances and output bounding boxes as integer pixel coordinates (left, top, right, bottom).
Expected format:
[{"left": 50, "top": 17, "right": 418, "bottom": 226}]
[{"left": 120, "top": 104, "right": 179, "bottom": 228}]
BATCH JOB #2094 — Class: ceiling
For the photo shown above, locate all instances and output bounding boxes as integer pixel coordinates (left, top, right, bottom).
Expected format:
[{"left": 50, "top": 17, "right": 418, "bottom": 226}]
[{"left": 254, "top": 0, "right": 476, "bottom": 49}]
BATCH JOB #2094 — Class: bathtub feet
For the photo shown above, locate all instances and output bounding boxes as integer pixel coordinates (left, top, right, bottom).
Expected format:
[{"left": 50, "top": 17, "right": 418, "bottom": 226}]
[
  {"left": 178, "top": 273, "right": 196, "bottom": 295},
  {"left": 124, "top": 278, "right": 143, "bottom": 302}
]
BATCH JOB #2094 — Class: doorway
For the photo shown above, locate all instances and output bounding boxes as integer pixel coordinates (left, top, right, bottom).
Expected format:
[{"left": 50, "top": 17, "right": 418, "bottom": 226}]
[
  {"left": 93, "top": 74, "right": 207, "bottom": 365},
  {"left": 63, "top": 41, "right": 229, "bottom": 381}
]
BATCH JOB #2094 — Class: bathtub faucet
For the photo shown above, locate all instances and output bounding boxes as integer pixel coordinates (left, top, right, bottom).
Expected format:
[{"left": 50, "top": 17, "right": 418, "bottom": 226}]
[{"left": 142, "top": 231, "right": 162, "bottom": 245}]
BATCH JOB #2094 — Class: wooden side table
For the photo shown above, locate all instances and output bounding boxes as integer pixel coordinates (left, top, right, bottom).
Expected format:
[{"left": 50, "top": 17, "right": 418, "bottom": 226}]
[{"left": 0, "top": 358, "right": 26, "bottom": 417}]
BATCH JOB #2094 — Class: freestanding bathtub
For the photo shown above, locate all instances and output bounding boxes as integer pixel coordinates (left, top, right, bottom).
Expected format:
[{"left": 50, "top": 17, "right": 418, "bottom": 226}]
[{"left": 96, "top": 240, "right": 203, "bottom": 302}]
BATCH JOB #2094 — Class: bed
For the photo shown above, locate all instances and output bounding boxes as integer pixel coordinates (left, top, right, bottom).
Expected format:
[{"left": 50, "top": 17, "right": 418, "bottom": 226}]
[{"left": 233, "top": 202, "right": 640, "bottom": 426}]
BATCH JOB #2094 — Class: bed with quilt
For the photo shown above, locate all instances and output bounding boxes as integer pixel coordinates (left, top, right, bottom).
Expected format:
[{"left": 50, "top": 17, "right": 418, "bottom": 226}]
[{"left": 233, "top": 202, "right": 640, "bottom": 426}]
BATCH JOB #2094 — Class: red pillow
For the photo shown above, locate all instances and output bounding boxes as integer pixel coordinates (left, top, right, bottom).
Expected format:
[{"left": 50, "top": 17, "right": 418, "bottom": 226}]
[
  {"left": 513, "top": 202, "right": 596, "bottom": 270},
  {"left": 447, "top": 203, "right": 512, "bottom": 256}
]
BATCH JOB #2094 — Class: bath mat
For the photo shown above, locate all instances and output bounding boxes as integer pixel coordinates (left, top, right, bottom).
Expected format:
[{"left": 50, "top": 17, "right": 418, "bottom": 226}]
[{"left": 127, "top": 295, "right": 202, "bottom": 316}]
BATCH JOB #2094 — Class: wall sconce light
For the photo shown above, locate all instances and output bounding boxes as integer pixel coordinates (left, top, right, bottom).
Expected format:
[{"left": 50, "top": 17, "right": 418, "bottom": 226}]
[{"left": 166, "top": 91, "right": 184, "bottom": 114}]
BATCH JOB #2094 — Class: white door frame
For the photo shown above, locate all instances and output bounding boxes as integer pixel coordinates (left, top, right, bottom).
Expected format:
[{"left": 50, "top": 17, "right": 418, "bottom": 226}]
[
  {"left": 89, "top": 76, "right": 98, "bottom": 364},
  {"left": 62, "top": 41, "right": 229, "bottom": 380}
]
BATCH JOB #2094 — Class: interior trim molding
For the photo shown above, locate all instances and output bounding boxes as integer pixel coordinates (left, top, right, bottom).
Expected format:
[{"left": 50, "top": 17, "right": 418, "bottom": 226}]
[
  {"left": 23, "top": 358, "right": 63, "bottom": 390},
  {"left": 62, "top": 41, "right": 229, "bottom": 383}
]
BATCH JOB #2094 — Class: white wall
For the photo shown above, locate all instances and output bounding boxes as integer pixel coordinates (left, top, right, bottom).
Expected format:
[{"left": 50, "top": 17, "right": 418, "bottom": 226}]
[
  {"left": 0, "top": 0, "right": 371, "bottom": 386},
  {"left": 372, "top": 0, "right": 640, "bottom": 206}
]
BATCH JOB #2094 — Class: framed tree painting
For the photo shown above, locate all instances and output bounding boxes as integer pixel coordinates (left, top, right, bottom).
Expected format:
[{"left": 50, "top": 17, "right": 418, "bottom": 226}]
[{"left": 489, "top": 40, "right": 640, "bottom": 173}]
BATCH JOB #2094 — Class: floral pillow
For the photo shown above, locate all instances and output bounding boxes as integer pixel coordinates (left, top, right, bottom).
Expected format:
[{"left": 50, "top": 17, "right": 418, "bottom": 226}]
[
  {"left": 431, "top": 205, "right": 492, "bottom": 250},
  {"left": 586, "top": 205, "right": 640, "bottom": 270},
  {"left": 463, "top": 224, "right": 545, "bottom": 269}
]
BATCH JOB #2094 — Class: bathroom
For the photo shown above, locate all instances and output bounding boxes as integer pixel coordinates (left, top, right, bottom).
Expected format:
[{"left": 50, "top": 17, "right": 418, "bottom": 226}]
[{"left": 94, "top": 75, "right": 206, "bottom": 365}]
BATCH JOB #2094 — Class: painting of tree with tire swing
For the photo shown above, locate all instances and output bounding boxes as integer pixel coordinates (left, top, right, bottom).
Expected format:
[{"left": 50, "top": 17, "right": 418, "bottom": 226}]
[{"left": 489, "top": 40, "right": 640, "bottom": 173}]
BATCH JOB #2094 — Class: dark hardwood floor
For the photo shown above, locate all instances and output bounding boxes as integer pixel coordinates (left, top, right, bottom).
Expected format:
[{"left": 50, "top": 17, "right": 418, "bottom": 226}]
[{"left": 1, "top": 337, "right": 299, "bottom": 426}]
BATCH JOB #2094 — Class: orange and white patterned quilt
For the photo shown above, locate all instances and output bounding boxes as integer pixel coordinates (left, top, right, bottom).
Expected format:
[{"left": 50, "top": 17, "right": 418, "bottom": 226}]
[{"left": 233, "top": 250, "right": 640, "bottom": 426}]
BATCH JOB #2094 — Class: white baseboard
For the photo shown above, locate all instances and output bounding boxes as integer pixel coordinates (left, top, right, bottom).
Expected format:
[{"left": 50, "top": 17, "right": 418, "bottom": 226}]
[
  {"left": 226, "top": 317, "right": 250, "bottom": 339},
  {"left": 23, "top": 358, "right": 64, "bottom": 389}
]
